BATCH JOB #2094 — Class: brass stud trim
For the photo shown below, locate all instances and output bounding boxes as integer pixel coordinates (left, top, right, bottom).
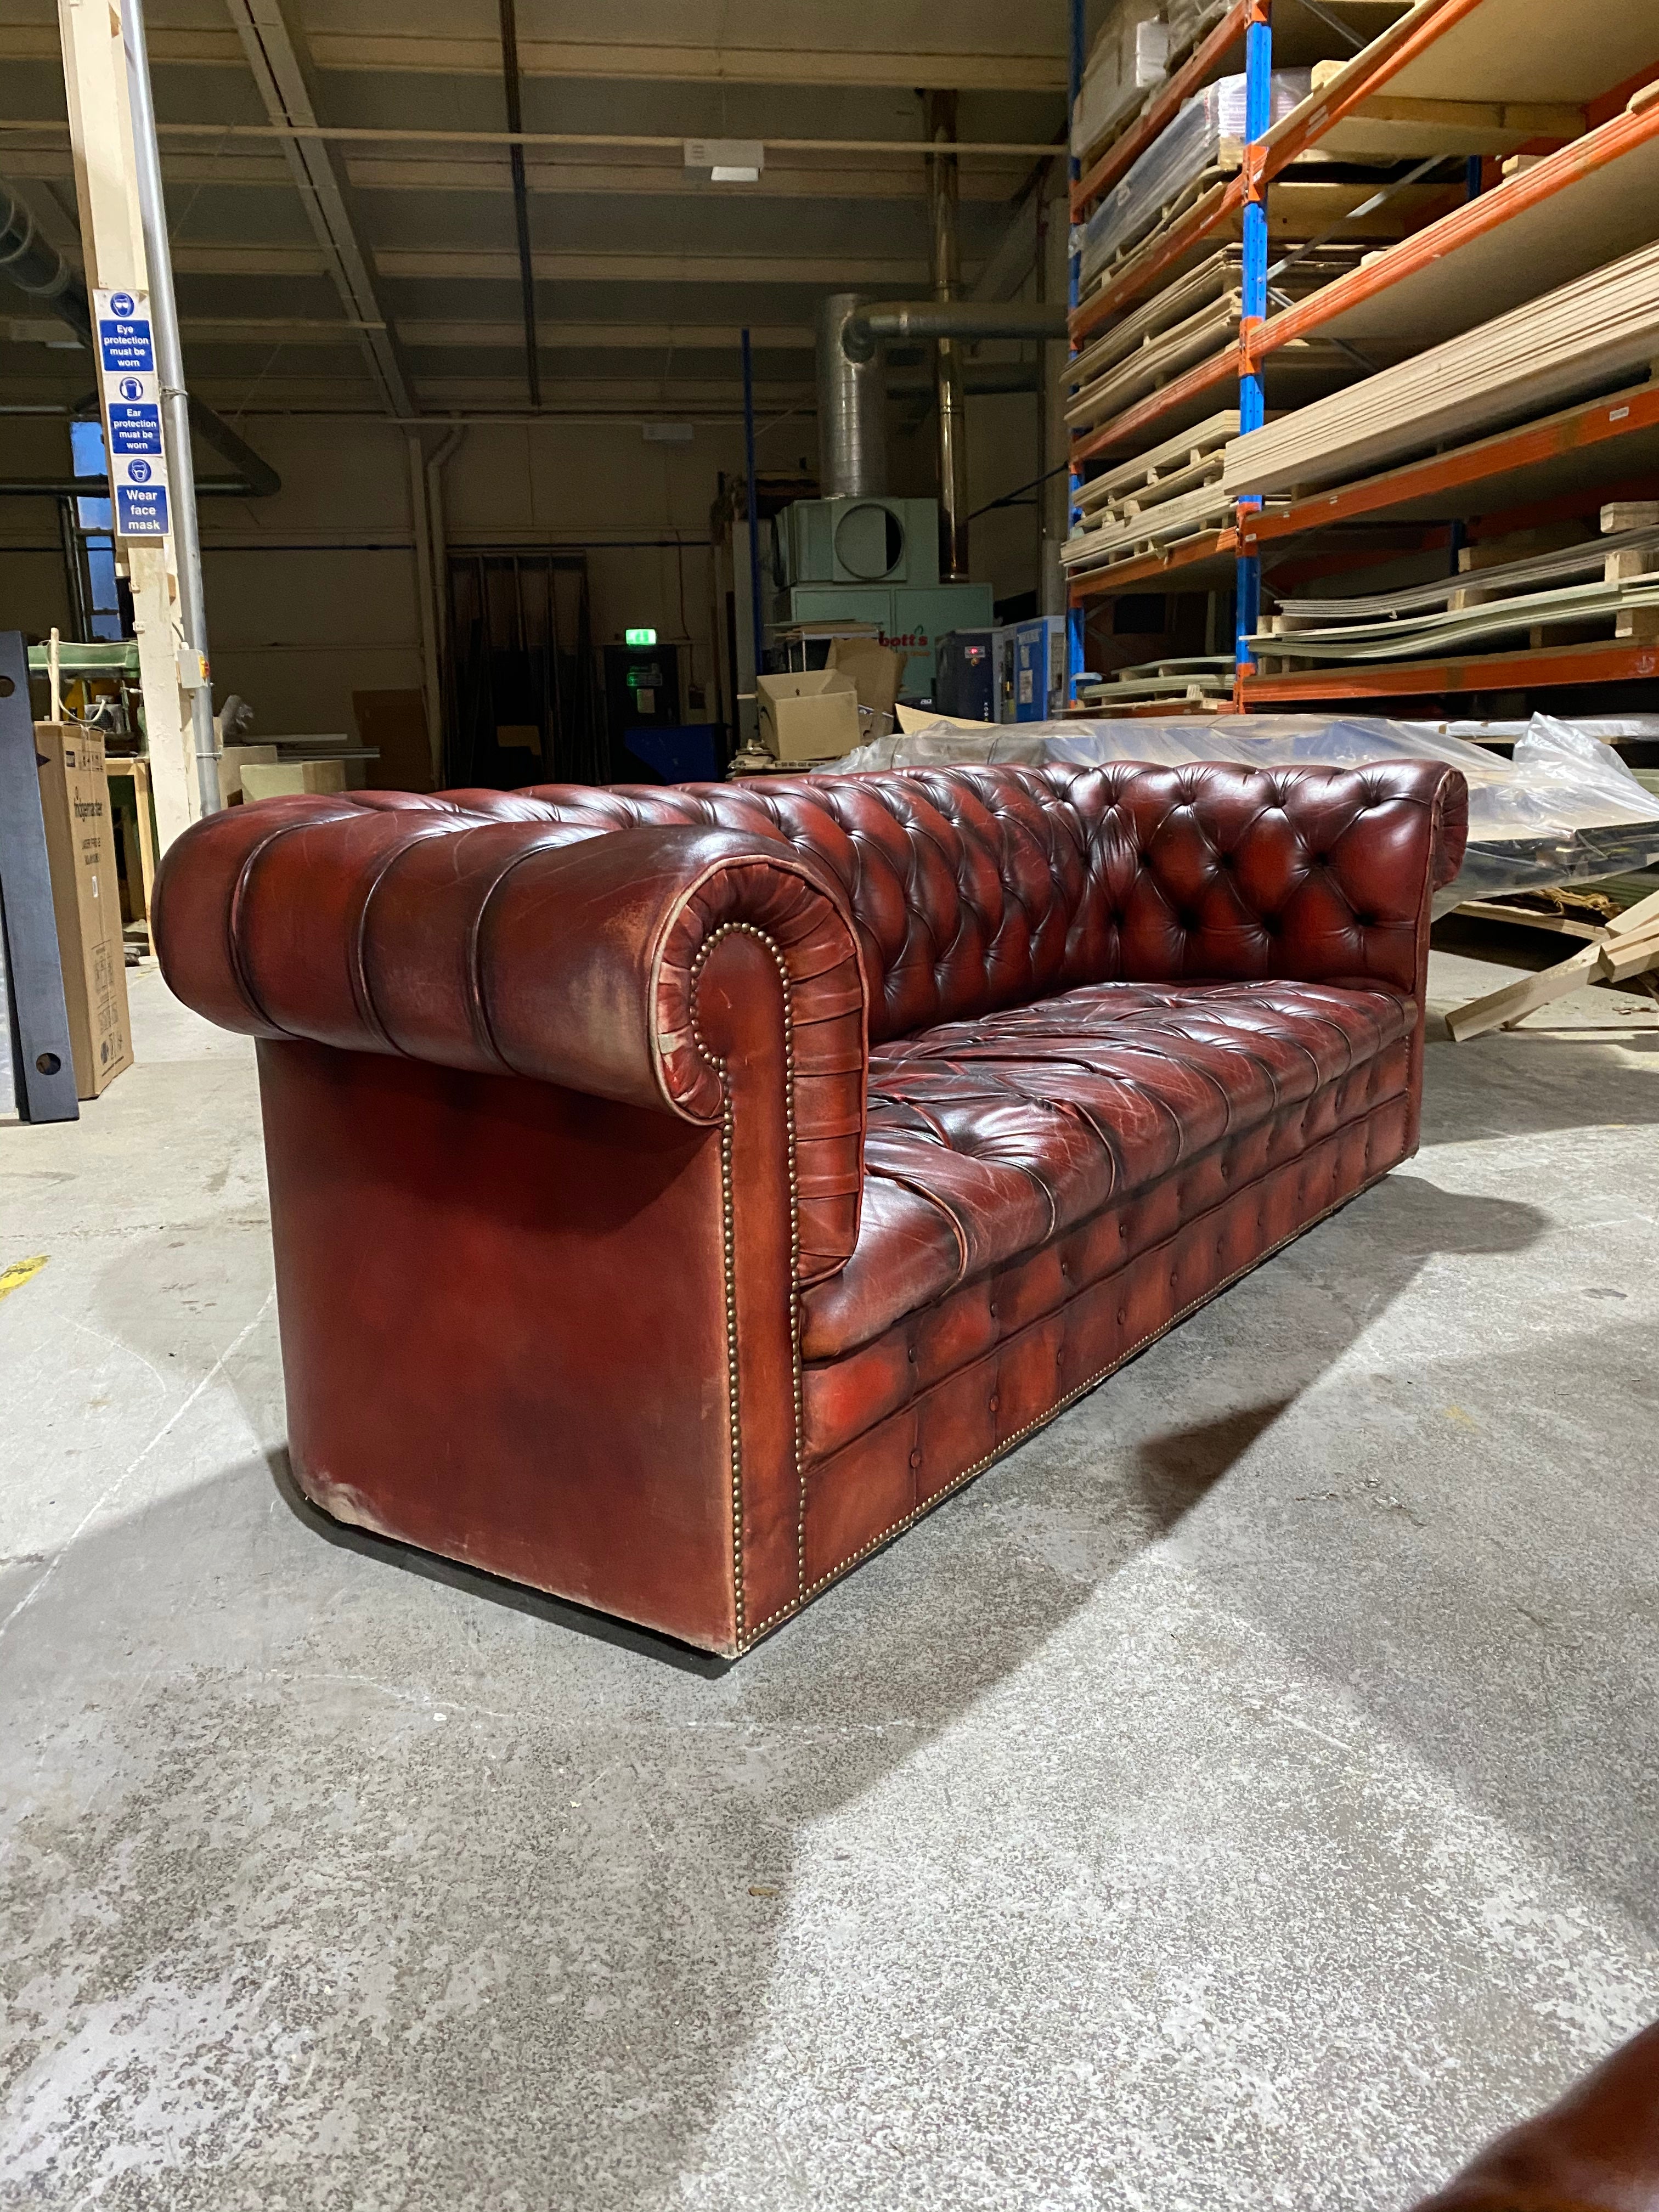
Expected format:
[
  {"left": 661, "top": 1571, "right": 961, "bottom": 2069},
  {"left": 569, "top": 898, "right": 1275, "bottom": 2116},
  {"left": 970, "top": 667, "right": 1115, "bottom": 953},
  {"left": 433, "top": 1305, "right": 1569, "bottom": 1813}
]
[
  {"left": 737, "top": 1144, "right": 1396, "bottom": 1650},
  {"left": 688, "top": 919, "right": 806, "bottom": 1654}
]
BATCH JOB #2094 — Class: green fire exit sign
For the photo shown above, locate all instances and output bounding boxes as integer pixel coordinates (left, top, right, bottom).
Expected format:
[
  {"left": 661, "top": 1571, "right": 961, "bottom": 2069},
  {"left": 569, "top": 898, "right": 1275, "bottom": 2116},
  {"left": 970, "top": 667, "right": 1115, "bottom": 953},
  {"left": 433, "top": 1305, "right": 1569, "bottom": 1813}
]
[{"left": 624, "top": 627, "right": 657, "bottom": 646}]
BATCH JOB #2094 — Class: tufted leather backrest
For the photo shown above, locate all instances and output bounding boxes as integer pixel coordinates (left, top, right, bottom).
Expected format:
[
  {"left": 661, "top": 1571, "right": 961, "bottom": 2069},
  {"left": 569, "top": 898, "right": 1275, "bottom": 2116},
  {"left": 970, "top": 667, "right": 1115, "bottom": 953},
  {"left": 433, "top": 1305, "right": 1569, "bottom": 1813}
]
[
  {"left": 455, "top": 759, "right": 1464, "bottom": 1042},
  {"left": 155, "top": 760, "right": 1464, "bottom": 1070}
]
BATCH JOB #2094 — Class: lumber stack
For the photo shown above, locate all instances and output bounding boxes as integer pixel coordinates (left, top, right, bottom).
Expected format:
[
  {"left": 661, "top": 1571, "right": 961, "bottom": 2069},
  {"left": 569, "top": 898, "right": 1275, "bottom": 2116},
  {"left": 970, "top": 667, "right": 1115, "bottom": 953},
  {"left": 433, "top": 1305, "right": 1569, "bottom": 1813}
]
[
  {"left": 1077, "top": 653, "right": 1234, "bottom": 708},
  {"left": 1251, "top": 526, "right": 1659, "bottom": 668},
  {"left": 1065, "top": 245, "right": 1369, "bottom": 438},
  {"left": 1063, "top": 411, "right": 1239, "bottom": 575},
  {"left": 1223, "top": 241, "right": 1659, "bottom": 497}
]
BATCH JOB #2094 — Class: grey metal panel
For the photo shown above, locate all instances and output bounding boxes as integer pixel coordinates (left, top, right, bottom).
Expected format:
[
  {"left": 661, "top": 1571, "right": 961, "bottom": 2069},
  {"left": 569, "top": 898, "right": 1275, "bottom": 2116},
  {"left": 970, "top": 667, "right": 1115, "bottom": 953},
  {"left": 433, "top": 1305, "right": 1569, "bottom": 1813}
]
[{"left": 0, "top": 631, "right": 78, "bottom": 1123}]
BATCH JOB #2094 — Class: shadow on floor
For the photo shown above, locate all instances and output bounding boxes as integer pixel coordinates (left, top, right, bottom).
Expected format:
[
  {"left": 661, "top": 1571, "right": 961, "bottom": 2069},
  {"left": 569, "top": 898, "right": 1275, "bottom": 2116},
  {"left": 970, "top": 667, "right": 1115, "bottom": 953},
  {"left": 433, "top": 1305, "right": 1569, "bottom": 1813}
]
[
  {"left": 0, "top": 1170, "right": 1558, "bottom": 2210},
  {"left": 1421, "top": 1028, "right": 1659, "bottom": 1145}
]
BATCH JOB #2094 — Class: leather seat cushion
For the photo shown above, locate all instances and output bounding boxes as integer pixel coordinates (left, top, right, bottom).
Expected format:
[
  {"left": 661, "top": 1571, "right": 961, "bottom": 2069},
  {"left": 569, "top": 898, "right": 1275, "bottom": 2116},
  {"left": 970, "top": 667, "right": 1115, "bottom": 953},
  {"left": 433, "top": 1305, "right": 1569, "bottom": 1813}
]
[{"left": 800, "top": 976, "right": 1414, "bottom": 1364}]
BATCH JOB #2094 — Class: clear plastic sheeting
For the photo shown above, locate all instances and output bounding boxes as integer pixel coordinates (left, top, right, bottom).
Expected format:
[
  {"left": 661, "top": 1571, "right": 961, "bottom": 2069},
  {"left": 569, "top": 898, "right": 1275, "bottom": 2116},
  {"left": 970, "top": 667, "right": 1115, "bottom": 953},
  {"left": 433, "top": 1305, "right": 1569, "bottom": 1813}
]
[
  {"left": 831, "top": 714, "right": 1659, "bottom": 916},
  {"left": 1074, "top": 70, "right": 1312, "bottom": 292}
]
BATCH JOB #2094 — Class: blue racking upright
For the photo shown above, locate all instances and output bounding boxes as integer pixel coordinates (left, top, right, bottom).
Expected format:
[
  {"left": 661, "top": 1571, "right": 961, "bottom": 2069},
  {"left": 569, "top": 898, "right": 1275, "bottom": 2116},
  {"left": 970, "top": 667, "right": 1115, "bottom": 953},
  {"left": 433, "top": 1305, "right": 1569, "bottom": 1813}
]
[{"left": 1232, "top": 0, "right": 1272, "bottom": 690}]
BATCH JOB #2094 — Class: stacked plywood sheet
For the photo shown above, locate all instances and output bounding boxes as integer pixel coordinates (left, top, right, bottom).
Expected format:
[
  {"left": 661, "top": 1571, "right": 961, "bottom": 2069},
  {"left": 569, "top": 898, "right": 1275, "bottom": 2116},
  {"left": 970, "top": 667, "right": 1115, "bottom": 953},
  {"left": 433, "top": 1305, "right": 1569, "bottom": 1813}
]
[
  {"left": 1064, "top": 410, "right": 1239, "bottom": 575},
  {"left": 1065, "top": 245, "right": 1369, "bottom": 436},
  {"left": 1251, "top": 526, "right": 1659, "bottom": 667},
  {"left": 1079, "top": 653, "right": 1234, "bottom": 708},
  {"left": 1224, "top": 240, "right": 1659, "bottom": 497}
]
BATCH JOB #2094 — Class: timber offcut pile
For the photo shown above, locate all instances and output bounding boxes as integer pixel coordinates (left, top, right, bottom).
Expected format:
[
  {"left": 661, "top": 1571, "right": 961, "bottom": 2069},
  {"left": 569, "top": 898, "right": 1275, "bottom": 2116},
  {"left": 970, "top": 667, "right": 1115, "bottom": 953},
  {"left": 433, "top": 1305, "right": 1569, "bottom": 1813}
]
[{"left": 1223, "top": 240, "right": 1659, "bottom": 498}]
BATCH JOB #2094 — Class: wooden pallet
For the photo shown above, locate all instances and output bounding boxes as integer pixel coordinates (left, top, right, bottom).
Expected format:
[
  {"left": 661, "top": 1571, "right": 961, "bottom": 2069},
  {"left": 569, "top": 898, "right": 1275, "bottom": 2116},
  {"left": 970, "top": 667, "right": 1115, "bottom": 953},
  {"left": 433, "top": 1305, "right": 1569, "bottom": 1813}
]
[
  {"left": 1252, "top": 574, "right": 1659, "bottom": 667},
  {"left": 1068, "top": 250, "right": 1247, "bottom": 390},
  {"left": 1077, "top": 409, "right": 1240, "bottom": 516},
  {"left": 1067, "top": 300, "right": 1241, "bottom": 432},
  {"left": 1277, "top": 527, "right": 1659, "bottom": 624},
  {"left": 1065, "top": 488, "right": 1240, "bottom": 575}
]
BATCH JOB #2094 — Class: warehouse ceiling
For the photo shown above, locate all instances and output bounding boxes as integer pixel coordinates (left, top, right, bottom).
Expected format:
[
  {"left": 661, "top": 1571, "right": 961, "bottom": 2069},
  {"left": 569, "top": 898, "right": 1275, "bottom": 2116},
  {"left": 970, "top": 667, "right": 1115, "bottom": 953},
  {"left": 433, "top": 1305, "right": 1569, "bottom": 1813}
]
[{"left": 0, "top": 0, "right": 1069, "bottom": 422}]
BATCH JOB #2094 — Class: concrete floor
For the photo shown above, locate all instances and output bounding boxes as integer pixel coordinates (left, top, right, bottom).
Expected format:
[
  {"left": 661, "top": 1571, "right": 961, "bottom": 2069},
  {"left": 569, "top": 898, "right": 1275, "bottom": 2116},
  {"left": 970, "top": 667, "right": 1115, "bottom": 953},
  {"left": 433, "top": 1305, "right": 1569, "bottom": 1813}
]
[{"left": 3, "top": 946, "right": 1657, "bottom": 2212}]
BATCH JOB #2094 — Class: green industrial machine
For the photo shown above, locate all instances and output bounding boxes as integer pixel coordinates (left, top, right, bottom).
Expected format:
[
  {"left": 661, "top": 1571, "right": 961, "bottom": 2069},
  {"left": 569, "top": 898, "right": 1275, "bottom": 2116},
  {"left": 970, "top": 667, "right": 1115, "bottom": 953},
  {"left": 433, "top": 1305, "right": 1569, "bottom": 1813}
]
[{"left": 770, "top": 495, "right": 994, "bottom": 703}]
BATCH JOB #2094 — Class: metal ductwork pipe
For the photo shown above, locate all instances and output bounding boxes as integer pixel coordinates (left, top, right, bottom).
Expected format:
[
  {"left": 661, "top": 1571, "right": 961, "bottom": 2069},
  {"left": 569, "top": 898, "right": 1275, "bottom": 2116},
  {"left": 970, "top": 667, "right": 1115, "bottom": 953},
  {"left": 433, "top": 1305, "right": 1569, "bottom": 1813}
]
[
  {"left": 816, "top": 290, "right": 888, "bottom": 499},
  {"left": 0, "top": 178, "right": 78, "bottom": 312},
  {"left": 816, "top": 296, "right": 1066, "bottom": 499},
  {"left": 0, "top": 176, "right": 281, "bottom": 499},
  {"left": 924, "top": 91, "right": 969, "bottom": 581},
  {"left": 847, "top": 300, "right": 1069, "bottom": 353}
]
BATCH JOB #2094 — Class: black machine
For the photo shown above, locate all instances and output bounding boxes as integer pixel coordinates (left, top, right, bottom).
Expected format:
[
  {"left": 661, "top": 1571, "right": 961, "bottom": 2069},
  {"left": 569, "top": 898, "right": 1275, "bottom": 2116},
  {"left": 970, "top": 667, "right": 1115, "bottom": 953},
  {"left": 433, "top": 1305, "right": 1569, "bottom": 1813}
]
[
  {"left": 934, "top": 628, "right": 998, "bottom": 723},
  {"left": 603, "top": 642, "right": 681, "bottom": 776}
]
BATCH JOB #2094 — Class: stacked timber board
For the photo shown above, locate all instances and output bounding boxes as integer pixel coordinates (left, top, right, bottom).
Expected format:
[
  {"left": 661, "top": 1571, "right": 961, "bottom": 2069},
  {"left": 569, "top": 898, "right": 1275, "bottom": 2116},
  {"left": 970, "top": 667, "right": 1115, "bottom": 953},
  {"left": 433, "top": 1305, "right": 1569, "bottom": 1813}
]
[
  {"left": 1250, "top": 523, "right": 1659, "bottom": 669},
  {"left": 1065, "top": 244, "right": 1370, "bottom": 438},
  {"left": 1064, "top": 411, "right": 1239, "bottom": 575},
  {"left": 1223, "top": 242, "right": 1659, "bottom": 498},
  {"left": 1077, "top": 654, "right": 1234, "bottom": 707}
]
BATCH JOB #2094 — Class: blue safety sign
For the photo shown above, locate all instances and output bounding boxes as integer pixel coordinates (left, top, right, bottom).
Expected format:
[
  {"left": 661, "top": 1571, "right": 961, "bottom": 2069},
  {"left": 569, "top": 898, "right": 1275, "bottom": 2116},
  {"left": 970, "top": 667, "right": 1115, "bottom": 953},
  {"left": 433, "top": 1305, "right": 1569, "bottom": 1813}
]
[
  {"left": 94, "top": 289, "right": 173, "bottom": 542},
  {"left": 106, "top": 402, "right": 163, "bottom": 456},
  {"left": 114, "top": 481, "right": 169, "bottom": 537},
  {"left": 98, "top": 317, "right": 155, "bottom": 375}
]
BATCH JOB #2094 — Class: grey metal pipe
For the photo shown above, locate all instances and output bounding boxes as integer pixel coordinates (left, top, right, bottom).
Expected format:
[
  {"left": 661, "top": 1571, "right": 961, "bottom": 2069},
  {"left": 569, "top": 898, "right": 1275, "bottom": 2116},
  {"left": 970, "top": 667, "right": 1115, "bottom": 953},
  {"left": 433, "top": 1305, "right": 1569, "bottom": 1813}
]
[
  {"left": 0, "top": 175, "right": 281, "bottom": 500},
  {"left": 123, "top": 0, "right": 221, "bottom": 819},
  {"left": 815, "top": 291, "right": 888, "bottom": 499},
  {"left": 0, "top": 473, "right": 274, "bottom": 497},
  {"left": 845, "top": 300, "right": 1069, "bottom": 356},
  {"left": 924, "top": 91, "right": 970, "bottom": 582}
]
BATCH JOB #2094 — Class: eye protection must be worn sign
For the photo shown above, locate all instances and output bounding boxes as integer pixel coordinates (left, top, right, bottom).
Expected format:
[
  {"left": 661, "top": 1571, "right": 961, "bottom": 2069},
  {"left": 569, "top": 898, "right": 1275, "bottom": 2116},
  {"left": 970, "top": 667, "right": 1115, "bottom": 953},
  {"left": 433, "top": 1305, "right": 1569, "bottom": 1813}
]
[{"left": 93, "top": 289, "right": 171, "bottom": 540}]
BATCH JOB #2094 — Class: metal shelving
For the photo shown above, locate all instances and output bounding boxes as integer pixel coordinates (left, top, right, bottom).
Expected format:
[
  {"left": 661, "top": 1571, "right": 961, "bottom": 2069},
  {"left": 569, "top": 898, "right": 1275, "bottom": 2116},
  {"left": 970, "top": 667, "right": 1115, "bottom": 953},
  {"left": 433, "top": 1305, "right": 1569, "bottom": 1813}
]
[{"left": 1063, "top": 0, "right": 1659, "bottom": 714}]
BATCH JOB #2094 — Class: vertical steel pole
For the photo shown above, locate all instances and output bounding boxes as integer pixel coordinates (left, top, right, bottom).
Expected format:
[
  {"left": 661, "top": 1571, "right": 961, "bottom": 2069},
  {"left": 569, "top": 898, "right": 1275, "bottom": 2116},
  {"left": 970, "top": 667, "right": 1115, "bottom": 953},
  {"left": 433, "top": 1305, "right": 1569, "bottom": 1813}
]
[
  {"left": 1233, "top": 0, "right": 1272, "bottom": 694},
  {"left": 1065, "top": 0, "right": 1086, "bottom": 706},
  {"left": 741, "top": 328, "right": 766, "bottom": 700},
  {"left": 121, "top": 0, "right": 220, "bottom": 816}
]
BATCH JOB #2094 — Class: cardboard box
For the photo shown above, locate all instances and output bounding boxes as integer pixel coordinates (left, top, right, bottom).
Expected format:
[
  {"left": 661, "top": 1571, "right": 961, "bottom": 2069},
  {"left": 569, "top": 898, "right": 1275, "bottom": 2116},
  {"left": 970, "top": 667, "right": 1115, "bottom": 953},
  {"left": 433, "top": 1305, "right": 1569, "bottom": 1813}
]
[
  {"left": 34, "top": 721, "right": 133, "bottom": 1099},
  {"left": 895, "top": 703, "right": 994, "bottom": 732},
  {"left": 219, "top": 743, "right": 278, "bottom": 803},
  {"left": 240, "top": 759, "right": 349, "bottom": 802},
  {"left": 828, "top": 636, "right": 906, "bottom": 731},
  {"left": 755, "top": 670, "right": 861, "bottom": 764}
]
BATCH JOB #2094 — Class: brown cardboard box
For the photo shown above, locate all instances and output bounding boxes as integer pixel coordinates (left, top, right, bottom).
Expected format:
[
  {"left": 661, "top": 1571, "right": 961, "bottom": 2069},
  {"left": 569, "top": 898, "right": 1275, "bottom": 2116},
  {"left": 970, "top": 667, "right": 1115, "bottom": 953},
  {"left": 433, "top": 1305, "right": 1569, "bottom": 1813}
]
[
  {"left": 34, "top": 721, "right": 133, "bottom": 1099},
  {"left": 218, "top": 743, "right": 278, "bottom": 803},
  {"left": 240, "top": 759, "right": 348, "bottom": 801},
  {"left": 828, "top": 636, "right": 906, "bottom": 730},
  {"left": 755, "top": 670, "right": 861, "bottom": 764}
]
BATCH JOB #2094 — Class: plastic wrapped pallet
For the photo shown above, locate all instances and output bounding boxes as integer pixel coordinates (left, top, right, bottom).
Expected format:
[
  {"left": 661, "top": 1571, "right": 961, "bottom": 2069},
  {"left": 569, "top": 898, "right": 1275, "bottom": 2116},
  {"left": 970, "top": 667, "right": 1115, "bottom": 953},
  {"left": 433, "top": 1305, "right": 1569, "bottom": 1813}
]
[
  {"left": 1071, "top": 0, "right": 1170, "bottom": 166},
  {"left": 827, "top": 713, "right": 1659, "bottom": 913},
  {"left": 1166, "top": 0, "right": 1229, "bottom": 54},
  {"left": 1075, "top": 68, "right": 1312, "bottom": 291}
]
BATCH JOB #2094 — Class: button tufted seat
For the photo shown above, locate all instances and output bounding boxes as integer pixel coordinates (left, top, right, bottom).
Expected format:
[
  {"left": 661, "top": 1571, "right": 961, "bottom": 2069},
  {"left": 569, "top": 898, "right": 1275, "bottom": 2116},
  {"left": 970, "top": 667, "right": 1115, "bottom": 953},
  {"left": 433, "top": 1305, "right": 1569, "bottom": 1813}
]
[
  {"left": 802, "top": 976, "right": 1415, "bottom": 1365},
  {"left": 153, "top": 758, "right": 1466, "bottom": 1656}
]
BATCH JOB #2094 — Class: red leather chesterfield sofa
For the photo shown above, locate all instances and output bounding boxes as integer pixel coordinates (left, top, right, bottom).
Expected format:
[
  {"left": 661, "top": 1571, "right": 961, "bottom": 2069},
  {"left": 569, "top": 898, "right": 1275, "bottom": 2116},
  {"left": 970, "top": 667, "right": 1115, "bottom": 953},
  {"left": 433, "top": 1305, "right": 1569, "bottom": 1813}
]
[{"left": 154, "top": 760, "right": 1464, "bottom": 1657}]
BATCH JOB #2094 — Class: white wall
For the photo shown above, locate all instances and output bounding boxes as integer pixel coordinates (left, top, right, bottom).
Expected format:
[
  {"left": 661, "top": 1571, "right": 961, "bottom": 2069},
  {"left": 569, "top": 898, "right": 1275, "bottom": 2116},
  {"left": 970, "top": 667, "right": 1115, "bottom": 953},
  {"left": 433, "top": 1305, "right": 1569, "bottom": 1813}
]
[{"left": 0, "top": 387, "right": 1048, "bottom": 747}]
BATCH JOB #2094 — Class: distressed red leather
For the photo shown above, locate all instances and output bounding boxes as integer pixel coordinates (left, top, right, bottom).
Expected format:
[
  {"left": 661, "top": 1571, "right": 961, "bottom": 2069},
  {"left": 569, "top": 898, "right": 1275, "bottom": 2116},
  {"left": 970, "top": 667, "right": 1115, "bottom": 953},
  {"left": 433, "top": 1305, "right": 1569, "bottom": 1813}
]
[
  {"left": 1411, "top": 2022, "right": 1659, "bottom": 2211},
  {"left": 153, "top": 760, "right": 1464, "bottom": 1655}
]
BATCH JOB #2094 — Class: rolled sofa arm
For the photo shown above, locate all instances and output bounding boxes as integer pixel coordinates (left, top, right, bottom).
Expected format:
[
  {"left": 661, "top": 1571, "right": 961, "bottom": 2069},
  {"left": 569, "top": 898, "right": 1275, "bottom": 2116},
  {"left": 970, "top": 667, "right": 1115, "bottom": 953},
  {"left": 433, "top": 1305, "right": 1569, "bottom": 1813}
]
[{"left": 152, "top": 793, "right": 868, "bottom": 1281}]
